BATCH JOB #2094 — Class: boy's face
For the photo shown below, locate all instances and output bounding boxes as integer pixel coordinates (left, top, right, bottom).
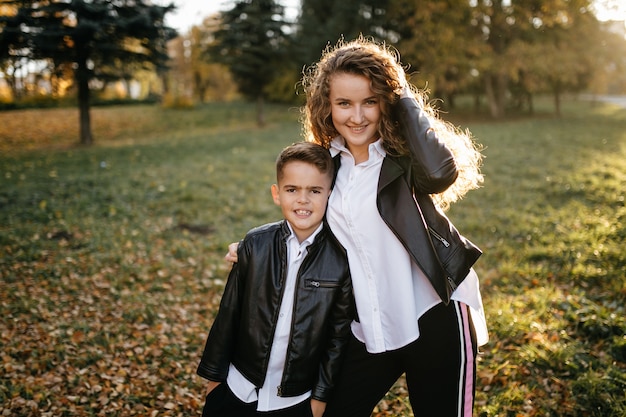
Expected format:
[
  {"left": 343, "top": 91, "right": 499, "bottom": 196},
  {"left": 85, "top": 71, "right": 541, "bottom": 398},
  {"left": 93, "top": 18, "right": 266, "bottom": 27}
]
[{"left": 271, "top": 161, "right": 332, "bottom": 243}]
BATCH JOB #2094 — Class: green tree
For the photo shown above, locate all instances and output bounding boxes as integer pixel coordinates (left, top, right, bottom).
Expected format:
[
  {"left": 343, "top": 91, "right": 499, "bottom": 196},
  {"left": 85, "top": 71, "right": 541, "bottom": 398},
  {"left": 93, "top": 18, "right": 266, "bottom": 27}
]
[
  {"left": 380, "top": 0, "right": 601, "bottom": 117},
  {"left": 592, "top": 21, "right": 626, "bottom": 95},
  {"left": 468, "top": 0, "right": 599, "bottom": 117},
  {"left": 0, "top": 0, "right": 176, "bottom": 145},
  {"left": 0, "top": 0, "right": 31, "bottom": 100},
  {"left": 384, "top": 0, "right": 486, "bottom": 109},
  {"left": 508, "top": 1, "right": 599, "bottom": 117},
  {"left": 209, "top": 0, "right": 287, "bottom": 126},
  {"left": 293, "top": 0, "right": 389, "bottom": 70}
]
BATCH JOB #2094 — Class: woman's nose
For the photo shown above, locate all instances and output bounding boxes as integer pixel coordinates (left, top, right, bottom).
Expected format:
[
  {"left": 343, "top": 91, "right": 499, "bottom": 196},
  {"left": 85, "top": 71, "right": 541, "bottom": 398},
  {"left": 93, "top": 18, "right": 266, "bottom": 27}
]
[{"left": 350, "top": 106, "right": 364, "bottom": 123}]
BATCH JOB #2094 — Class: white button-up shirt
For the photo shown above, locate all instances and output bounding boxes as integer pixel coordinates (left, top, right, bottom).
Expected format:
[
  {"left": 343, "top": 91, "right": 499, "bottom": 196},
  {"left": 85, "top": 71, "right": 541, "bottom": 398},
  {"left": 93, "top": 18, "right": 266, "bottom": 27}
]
[
  {"left": 226, "top": 223, "right": 321, "bottom": 410},
  {"left": 327, "top": 138, "right": 488, "bottom": 354}
]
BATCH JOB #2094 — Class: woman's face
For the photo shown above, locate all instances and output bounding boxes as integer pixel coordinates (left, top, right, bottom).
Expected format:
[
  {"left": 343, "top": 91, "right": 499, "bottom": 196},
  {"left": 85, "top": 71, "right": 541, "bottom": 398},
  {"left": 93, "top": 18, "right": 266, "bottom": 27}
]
[{"left": 329, "top": 72, "right": 381, "bottom": 163}]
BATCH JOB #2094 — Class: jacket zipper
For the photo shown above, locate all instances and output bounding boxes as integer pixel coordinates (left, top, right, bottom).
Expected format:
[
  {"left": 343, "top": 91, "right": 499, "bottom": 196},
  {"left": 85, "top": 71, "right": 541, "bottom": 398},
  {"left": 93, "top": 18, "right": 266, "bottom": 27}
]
[
  {"left": 429, "top": 229, "right": 456, "bottom": 291},
  {"left": 306, "top": 279, "right": 339, "bottom": 288},
  {"left": 447, "top": 276, "right": 458, "bottom": 291},
  {"left": 429, "top": 228, "right": 450, "bottom": 248}
]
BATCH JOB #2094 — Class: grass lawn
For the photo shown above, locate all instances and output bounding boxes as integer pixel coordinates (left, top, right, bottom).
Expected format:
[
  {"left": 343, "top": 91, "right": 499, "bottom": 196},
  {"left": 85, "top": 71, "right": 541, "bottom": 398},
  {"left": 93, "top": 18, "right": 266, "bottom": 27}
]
[{"left": 1, "top": 98, "right": 625, "bottom": 416}]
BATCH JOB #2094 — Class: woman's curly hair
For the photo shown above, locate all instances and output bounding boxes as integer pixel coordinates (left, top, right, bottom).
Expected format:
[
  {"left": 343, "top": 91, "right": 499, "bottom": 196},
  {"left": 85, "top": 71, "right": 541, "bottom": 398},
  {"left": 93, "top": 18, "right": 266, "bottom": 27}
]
[{"left": 300, "top": 36, "right": 483, "bottom": 210}]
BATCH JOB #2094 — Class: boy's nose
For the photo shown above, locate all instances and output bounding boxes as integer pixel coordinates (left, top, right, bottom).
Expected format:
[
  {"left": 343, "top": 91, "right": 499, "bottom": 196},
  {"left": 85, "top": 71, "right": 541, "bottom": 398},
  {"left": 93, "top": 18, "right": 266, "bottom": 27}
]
[{"left": 297, "top": 192, "right": 309, "bottom": 203}]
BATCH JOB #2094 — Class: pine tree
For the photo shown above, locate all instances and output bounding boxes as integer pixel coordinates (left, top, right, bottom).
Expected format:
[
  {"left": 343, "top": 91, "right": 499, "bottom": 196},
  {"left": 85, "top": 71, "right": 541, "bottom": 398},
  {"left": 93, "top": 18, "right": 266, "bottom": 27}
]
[
  {"left": 208, "top": 0, "right": 287, "bottom": 126},
  {"left": 0, "top": 0, "right": 176, "bottom": 145},
  {"left": 294, "top": 0, "right": 389, "bottom": 70}
]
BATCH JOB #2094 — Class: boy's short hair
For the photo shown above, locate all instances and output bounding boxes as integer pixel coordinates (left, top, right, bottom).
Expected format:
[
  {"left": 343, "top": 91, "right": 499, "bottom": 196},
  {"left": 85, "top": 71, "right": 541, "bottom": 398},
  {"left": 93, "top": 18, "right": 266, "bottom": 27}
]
[{"left": 276, "top": 142, "right": 334, "bottom": 183}]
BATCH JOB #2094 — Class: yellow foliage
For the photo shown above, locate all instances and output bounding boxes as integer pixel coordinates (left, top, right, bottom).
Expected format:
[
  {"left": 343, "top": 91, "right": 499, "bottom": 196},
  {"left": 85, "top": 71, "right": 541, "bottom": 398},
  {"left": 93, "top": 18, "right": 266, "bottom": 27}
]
[{"left": 161, "top": 93, "right": 195, "bottom": 109}]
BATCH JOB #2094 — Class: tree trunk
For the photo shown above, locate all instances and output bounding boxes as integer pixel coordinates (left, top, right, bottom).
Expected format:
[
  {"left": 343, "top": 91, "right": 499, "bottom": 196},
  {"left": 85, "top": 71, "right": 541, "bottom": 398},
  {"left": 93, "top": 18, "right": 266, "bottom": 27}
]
[
  {"left": 256, "top": 95, "right": 266, "bottom": 127},
  {"left": 447, "top": 93, "right": 456, "bottom": 110},
  {"left": 194, "top": 71, "right": 207, "bottom": 102},
  {"left": 473, "top": 93, "right": 481, "bottom": 112},
  {"left": 553, "top": 82, "right": 562, "bottom": 118},
  {"left": 7, "top": 62, "right": 21, "bottom": 99},
  {"left": 485, "top": 74, "right": 500, "bottom": 118},
  {"left": 76, "top": 56, "right": 93, "bottom": 145},
  {"left": 485, "top": 73, "right": 507, "bottom": 119}
]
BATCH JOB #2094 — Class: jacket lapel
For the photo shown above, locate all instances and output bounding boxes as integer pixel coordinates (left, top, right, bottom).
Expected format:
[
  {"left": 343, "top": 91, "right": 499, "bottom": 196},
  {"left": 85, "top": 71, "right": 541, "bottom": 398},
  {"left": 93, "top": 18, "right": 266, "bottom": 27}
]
[{"left": 377, "top": 157, "right": 404, "bottom": 192}]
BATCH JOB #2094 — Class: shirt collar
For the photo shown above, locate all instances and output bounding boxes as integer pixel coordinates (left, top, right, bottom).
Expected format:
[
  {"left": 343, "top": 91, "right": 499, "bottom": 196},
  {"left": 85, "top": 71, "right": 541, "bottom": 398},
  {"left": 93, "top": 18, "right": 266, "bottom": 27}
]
[
  {"left": 330, "top": 136, "right": 386, "bottom": 163},
  {"left": 285, "top": 221, "right": 323, "bottom": 248}
]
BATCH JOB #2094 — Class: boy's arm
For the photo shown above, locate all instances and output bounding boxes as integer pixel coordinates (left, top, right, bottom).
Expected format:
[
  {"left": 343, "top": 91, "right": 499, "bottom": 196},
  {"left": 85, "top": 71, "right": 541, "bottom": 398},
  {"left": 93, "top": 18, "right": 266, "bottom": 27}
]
[
  {"left": 310, "top": 398, "right": 326, "bottom": 417},
  {"left": 205, "top": 380, "right": 221, "bottom": 396},
  {"left": 197, "top": 242, "right": 248, "bottom": 382}
]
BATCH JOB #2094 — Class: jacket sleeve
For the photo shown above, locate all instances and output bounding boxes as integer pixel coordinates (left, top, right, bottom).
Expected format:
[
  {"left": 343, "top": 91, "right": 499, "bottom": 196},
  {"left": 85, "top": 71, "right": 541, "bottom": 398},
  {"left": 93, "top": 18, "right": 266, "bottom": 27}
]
[
  {"left": 394, "top": 96, "right": 458, "bottom": 194},
  {"left": 311, "top": 268, "right": 354, "bottom": 402},
  {"left": 196, "top": 241, "right": 248, "bottom": 382}
]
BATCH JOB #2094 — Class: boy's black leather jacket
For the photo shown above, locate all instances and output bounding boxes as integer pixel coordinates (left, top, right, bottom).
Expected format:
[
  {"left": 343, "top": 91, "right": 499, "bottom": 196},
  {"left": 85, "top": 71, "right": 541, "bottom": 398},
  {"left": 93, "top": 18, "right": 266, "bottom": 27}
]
[
  {"left": 197, "top": 220, "right": 353, "bottom": 402},
  {"left": 335, "top": 96, "right": 481, "bottom": 305}
]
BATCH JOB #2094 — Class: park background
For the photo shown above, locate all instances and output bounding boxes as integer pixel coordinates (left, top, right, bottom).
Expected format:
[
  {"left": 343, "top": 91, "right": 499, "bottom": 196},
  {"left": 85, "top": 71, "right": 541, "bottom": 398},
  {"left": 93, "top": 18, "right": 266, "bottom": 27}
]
[{"left": 1, "top": 0, "right": 625, "bottom": 416}]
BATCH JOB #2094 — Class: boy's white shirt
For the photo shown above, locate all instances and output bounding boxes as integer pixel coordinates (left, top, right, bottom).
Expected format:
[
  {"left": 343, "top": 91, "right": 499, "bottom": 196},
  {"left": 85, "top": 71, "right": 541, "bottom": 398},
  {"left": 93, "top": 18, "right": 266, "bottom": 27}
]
[{"left": 226, "top": 222, "right": 322, "bottom": 410}]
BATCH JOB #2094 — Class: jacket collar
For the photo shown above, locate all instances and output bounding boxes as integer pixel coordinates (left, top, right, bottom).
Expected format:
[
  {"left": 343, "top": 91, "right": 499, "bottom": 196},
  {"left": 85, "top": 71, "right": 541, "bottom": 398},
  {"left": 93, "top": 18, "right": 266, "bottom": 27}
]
[
  {"left": 378, "top": 155, "right": 408, "bottom": 193},
  {"left": 331, "top": 148, "right": 407, "bottom": 195},
  {"left": 280, "top": 219, "right": 326, "bottom": 248}
]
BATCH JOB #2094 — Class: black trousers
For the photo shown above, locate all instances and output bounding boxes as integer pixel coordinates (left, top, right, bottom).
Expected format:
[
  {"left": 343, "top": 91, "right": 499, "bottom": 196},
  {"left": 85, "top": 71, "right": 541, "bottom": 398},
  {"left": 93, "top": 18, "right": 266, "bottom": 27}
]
[
  {"left": 202, "top": 383, "right": 314, "bottom": 417},
  {"left": 323, "top": 301, "right": 478, "bottom": 417}
]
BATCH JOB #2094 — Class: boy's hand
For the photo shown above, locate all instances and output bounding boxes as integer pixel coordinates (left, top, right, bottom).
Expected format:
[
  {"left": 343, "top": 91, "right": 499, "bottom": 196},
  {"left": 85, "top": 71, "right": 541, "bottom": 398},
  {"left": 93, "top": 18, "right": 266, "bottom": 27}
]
[
  {"left": 224, "top": 242, "right": 239, "bottom": 263},
  {"left": 310, "top": 399, "right": 326, "bottom": 417},
  {"left": 205, "top": 380, "right": 221, "bottom": 396}
]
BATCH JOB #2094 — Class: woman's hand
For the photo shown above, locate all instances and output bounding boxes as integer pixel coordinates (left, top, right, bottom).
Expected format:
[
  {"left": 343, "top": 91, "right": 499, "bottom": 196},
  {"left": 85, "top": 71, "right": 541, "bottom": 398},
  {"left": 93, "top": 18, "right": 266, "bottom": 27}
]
[
  {"left": 396, "top": 68, "right": 412, "bottom": 98},
  {"left": 224, "top": 242, "right": 239, "bottom": 263},
  {"left": 400, "top": 83, "right": 412, "bottom": 99},
  {"left": 310, "top": 399, "right": 326, "bottom": 417}
]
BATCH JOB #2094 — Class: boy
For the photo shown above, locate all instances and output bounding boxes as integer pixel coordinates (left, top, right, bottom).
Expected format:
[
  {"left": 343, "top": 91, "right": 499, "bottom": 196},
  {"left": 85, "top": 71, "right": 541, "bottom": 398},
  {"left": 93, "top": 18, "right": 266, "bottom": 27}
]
[{"left": 197, "top": 142, "right": 353, "bottom": 417}]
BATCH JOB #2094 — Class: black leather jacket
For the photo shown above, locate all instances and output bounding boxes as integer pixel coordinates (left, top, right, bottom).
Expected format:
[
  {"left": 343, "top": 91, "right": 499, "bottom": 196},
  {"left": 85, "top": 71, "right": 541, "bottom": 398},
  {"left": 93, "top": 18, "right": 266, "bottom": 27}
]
[
  {"left": 196, "top": 220, "right": 353, "bottom": 402},
  {"left": 335, "top": 96, "right": 481, "bottom": 304}
]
